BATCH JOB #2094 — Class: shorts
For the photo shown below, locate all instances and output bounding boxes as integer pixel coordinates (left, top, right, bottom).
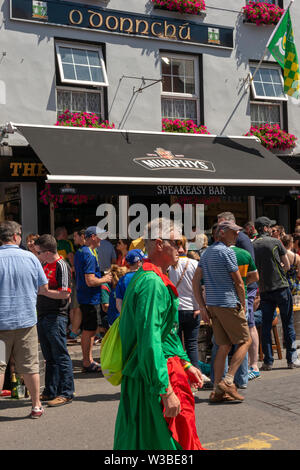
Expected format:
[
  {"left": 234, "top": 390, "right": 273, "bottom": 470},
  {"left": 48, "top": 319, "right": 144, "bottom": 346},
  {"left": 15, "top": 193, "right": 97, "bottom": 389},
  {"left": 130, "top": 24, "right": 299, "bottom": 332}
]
[
  {"left": 0, "top": 326, "right": 39, "bottom": 375},
  {"left": 208, "top": 304, "right": 250, "bottom": 346},
  {"left": 80, "top": 304, "right": 101, "bottom": 331}
]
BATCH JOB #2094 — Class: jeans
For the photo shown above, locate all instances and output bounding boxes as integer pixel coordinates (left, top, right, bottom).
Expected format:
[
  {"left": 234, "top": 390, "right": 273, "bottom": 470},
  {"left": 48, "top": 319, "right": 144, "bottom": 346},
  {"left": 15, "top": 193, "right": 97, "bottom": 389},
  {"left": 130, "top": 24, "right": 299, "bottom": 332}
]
[
  {"left": 210, "top": 301, "right": 249, "bottom": 387},
  {"left": 37, "top": 314, "right": 75, "bottom": 399},
  {"left": 260, "top": 287, "right": 297, "bottom": 365},
  {"left": 178, "top": 310, "right": 200, "bottom": 368}
]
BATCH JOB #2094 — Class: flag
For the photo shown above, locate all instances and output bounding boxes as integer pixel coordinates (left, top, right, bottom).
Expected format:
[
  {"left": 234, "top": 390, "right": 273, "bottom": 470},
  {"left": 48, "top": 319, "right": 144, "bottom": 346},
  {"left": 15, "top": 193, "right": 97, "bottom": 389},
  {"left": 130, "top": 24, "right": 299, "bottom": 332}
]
[{"left": 267, "top": 9, "right": 300, "bottom": 100}]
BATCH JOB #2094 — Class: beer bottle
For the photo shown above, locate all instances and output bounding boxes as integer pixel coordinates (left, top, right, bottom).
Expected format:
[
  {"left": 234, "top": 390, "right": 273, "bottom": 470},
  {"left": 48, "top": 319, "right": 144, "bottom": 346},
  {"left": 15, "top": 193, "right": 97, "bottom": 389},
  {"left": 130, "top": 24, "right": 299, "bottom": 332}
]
[{"left": 11, "top": 373, "right": 19, "bottom": 399}]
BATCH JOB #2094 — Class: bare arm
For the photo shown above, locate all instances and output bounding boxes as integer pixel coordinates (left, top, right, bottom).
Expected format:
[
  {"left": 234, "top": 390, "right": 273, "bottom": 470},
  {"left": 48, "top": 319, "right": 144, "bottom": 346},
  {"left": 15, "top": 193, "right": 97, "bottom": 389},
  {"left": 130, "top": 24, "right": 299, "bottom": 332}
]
[
  {"left": 116, "top": 298, "right": 123, "bottom": 313},
  {"left": 280, "top": 253, "right": 290, "bottom": 272},
  {"left": 38, "top": 284, "right": 70, "bottom": 300},
  {"left": 246, "top": 270, "right": 259, "bottom": 285},
  {"left": 85, "top": 272, "right": 112, "bottom": 287},
  {"left": 230, "top": 270, "right": 246, "bottom": 310},
  {"left": 101, "top": 303, "right": 109, "bottom": 313},
  {"left": 192, "top": 267, "right": 210, "bottom": 324}
]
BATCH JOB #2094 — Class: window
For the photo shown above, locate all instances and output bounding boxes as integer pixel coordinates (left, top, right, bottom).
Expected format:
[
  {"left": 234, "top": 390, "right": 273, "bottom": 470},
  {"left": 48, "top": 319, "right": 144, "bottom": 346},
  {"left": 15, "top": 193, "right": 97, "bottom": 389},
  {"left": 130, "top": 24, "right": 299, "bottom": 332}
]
[
  {"left": 160, "top": 54, "right": 200, "bottom": 122},
  {"left": 55, "top": 42, "right": 108, "bottom": 120},
  {"left": 249, "top": 64, "right": 287, "bottom": 127},
  {"left": 246, "top": 0, "right": 284, "bottom": 7},
  {"left": 56, "top": 87, "right": 103, "bottom": 119},
  {"left": 56, "top": 42, "right": 108, "bottom": 87}
]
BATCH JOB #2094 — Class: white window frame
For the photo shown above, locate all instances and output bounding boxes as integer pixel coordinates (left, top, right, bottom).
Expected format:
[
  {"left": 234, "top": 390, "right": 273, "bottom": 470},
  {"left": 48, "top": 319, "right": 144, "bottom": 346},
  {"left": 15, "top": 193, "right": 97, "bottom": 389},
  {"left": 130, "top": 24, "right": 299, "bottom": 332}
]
[
  {"left": 56, "top": 41, "right": 109, "bottom": 87},
  {"left": 249, "top": 100, "right": 283, "bottom": 127},
  {"left": 246, "top": 0, "right": 278, "bottom": 4},
  {"left": 160, "top": 53, "right": 200, "bottom": 123},
  {"left": 249, "top": 63, "right": 287, "bottom": 101},
  {"left": 56, "top": 86, "right": 105, "bottom": 120}
]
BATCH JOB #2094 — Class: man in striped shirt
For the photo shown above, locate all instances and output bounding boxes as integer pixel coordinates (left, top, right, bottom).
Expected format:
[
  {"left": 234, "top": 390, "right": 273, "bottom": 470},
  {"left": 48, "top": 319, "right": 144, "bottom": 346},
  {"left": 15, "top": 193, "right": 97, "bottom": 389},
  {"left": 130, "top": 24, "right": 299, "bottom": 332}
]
[
  {"left": 193, "top": 221, "right": 252, "bottom": 402},
  {"left": 36, "top": 234, "right": 75, "bottom": 407}
]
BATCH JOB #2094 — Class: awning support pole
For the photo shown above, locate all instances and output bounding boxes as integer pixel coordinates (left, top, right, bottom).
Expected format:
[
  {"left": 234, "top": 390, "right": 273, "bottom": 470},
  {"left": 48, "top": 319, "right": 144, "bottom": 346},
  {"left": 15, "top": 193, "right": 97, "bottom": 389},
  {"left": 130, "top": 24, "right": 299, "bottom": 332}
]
[
  {"left": 50, "top": 202, "right": 55, "bottom": 236},
  {"left": 248, "top": 196, "right": 256, "bottom": 222}
]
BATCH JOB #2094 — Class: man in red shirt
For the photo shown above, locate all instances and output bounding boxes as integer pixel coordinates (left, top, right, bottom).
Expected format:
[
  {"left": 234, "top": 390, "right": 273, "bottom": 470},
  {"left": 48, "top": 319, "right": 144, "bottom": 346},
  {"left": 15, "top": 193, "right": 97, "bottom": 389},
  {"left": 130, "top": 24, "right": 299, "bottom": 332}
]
[{"left": 35, "top": 234, "right": 75, "bottom": 407}]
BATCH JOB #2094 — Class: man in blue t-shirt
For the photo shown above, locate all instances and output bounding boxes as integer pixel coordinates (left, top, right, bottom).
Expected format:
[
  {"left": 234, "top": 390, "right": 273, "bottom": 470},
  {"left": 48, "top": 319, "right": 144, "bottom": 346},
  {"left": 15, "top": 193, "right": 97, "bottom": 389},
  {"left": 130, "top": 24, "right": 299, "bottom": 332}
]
[
  {"left": 193, "top": 221, "right": 251, "bottom": 403},
  {"left": 74, "top": 226, "right": 112, "bottom": 372}
]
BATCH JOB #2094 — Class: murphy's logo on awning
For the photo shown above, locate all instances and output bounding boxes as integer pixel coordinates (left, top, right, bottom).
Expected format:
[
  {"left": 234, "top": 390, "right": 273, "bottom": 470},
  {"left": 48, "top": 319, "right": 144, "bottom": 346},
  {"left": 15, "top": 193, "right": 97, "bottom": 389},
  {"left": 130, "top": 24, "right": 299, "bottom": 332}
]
[{"left": 133, "top": 148, "right": 216, "bottom": 172}]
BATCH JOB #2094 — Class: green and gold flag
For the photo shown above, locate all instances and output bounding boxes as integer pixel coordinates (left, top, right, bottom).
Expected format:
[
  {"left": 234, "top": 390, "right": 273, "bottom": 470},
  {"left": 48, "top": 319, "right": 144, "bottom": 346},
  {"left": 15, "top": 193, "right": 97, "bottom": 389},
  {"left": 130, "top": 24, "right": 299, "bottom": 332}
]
[{"left": 267, "top": 9, "right": 300, "bottom": 100}]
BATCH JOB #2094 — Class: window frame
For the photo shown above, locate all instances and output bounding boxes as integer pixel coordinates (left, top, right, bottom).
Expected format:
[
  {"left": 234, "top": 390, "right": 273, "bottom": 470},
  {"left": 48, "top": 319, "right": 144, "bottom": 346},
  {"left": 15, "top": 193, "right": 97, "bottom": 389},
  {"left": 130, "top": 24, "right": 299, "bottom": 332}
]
[
  {"left": 249, "top": 63, "right": 287, "bottom": 102},
  {"left": 55, "top": 41, "right": 109, "bottom": 87},
  {"left": 160, "top": 52, "right": 200, "bottom": 123},
  {"left": 249, "top": 100, "right": 283, "bottom": 128},
  {"left": 246, "top": 0, "right": 283, "bottom": 5},
  {"left": 56, "top": 86, "right": 105, "bottom": 121}
]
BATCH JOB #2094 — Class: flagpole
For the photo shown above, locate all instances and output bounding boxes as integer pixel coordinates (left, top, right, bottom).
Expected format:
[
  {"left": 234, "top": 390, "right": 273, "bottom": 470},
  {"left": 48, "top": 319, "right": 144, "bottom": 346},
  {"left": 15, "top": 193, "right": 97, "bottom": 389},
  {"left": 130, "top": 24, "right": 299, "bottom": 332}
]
[{"left": 245, "top": 0, "right": 294, "bottom": 88}]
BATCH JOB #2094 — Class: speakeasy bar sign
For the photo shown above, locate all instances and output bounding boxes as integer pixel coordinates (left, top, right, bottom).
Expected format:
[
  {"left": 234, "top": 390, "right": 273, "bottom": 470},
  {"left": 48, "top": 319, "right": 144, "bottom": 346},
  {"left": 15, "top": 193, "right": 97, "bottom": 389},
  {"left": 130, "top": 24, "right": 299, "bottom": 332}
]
[{"left": 10, "top": 0, "right": 234, "bottom": 48}]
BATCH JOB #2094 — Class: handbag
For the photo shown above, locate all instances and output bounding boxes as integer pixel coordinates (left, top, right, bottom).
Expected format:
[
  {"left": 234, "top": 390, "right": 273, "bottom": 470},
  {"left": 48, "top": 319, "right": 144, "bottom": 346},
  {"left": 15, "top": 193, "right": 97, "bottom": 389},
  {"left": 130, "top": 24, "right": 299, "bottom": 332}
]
[{"left": 100, "top": 272, "right": 146, "bottom": 386}]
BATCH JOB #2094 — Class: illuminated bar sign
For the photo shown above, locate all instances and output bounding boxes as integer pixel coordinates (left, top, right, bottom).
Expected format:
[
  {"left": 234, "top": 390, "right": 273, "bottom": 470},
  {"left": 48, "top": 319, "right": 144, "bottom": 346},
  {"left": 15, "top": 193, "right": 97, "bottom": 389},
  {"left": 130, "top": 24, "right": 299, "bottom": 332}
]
[{"left": 10, "top": 0, "right": 234, "bottom": 48}]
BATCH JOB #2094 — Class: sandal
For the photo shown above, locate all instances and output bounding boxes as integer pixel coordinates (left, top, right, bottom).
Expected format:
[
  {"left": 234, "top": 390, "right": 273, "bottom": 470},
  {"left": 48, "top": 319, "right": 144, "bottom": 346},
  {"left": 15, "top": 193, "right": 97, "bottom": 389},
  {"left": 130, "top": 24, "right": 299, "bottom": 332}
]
[{"left": 82, "top": 361, "right": 101, "bottom": 373}]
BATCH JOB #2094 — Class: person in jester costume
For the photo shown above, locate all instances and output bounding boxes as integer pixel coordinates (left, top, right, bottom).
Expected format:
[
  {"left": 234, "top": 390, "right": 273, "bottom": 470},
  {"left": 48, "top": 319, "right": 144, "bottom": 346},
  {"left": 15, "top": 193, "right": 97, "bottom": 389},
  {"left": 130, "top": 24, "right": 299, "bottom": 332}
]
[{"left": 114, "top": 218, "right": 204, "bottom": 450}]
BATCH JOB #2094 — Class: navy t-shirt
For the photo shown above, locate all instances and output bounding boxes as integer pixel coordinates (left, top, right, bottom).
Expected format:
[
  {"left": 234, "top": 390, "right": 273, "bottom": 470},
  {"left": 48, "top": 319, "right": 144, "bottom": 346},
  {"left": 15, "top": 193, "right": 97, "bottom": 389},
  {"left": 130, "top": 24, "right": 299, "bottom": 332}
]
[{"left": 74, "top": 246, "right": 101, "bottom": 305}]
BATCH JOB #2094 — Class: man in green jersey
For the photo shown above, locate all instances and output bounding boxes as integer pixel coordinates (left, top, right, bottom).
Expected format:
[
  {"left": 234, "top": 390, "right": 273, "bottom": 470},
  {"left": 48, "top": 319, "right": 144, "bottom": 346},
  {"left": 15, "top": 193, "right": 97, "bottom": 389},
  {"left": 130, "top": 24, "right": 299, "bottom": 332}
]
[{"left": 114, "top": 218, "right": 204, "bottom": 450}]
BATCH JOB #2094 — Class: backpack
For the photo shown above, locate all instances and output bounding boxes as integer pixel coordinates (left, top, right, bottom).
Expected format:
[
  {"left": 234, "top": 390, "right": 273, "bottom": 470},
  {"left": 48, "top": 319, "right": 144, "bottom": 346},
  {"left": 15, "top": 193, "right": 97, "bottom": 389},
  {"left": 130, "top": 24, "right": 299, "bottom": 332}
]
[{"left": 100, "top": 272, "right": 145, "bottom": 385}]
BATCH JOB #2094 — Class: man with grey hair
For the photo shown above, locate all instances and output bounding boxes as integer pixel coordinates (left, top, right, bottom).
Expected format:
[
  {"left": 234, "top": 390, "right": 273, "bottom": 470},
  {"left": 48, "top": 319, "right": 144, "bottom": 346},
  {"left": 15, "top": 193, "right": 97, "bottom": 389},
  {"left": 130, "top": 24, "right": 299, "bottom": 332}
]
[
  {"left": 193, "top": 220, "right": 252, "bottom": 402},
  {"left": 0, "top": 221, "right": 67, "bottom": 418},
  {"left": 114, "top": 218, "right": 204, "bottom": 450}
]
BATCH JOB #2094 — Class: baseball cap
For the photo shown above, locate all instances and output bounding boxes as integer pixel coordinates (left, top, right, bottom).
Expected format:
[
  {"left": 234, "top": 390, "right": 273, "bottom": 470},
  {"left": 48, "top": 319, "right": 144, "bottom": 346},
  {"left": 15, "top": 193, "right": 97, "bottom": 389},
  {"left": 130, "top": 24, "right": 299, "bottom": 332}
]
[
  {"left": 217, "top": 220, "right": 242, "bottom": 232},
  {"left": 125, "top": 249, "right": 146, "bottom": 265},
  {"left": 84, "top": 226, "right": 106, "bottom": 239},
  {"left": 254, "top": 217, "right": 276, "bottom": 231}
]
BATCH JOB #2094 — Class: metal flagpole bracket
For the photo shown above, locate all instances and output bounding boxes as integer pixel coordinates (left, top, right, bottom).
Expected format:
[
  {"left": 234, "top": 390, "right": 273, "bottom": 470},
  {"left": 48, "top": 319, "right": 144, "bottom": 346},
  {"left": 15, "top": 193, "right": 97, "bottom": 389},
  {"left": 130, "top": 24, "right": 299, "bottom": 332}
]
[{"left": 119, "top": 75, "right": 162, "bottom": 95}]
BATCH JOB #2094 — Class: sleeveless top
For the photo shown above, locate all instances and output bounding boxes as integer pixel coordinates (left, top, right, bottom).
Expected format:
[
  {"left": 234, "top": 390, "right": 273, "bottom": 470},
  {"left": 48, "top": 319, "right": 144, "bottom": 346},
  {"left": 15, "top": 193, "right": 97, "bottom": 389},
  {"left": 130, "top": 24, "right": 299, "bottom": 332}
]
[{"left": 286, "top": 253, "right": 300, "bottom": 295}]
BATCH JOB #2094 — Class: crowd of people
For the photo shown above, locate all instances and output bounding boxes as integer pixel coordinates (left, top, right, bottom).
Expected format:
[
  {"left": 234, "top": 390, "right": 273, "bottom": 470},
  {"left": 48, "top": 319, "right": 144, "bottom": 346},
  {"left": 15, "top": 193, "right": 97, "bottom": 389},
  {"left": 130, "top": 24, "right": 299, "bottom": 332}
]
[{"left": 0, "top": 212, "right": 300, "bottom": 449}]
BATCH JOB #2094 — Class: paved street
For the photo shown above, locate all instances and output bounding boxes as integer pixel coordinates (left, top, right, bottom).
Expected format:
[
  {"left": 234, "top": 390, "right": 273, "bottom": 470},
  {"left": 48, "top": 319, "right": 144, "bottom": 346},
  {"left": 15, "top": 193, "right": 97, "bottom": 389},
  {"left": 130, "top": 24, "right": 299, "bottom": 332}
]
[{"left": 1, "top": 343, "right": 300, "bottom": 451}]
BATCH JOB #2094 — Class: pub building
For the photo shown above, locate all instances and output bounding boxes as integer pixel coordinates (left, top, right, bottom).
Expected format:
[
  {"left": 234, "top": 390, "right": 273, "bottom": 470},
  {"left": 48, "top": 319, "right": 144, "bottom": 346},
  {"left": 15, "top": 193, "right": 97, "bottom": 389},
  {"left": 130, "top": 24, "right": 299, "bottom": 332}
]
[{"left": 0, "top": 0, "right": 299, "bottom": 239}]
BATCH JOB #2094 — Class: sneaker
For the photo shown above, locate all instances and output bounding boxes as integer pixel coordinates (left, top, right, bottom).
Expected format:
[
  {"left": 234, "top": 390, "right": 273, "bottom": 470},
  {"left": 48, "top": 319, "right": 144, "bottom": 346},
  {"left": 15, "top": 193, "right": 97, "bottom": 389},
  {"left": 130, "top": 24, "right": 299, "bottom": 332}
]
[
  {"left": 216, "top": 380, "right": 245, "bottom": 401},
  {"left": 248, "top": 367, "right": 261, "bottom": 380},
  {"left": 30, "top": 406, "right": 44, "bottom": 419},
  {"left": 287, "top": 359, "right": 300, "bottom": 369},
  {"left": 260, "top": 363, "right": 273, "bottom": 371},
  {"left": 47, "top": 396, "right": 73, "bottom": 407},
  {"left": 235, "top": 383, "right": 247, "bottom": 389}
]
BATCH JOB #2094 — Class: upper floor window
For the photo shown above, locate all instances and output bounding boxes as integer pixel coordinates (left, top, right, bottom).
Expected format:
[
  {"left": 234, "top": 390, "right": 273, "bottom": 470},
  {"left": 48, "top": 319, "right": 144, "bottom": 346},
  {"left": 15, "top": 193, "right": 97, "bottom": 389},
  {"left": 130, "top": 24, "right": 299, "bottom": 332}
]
[
  {"left": 249, "top": 63, "right": 287, "bottom": 127},
  {"left": 56, "top": 42, "right": 108, "bottom": 87},
  {"left": 55, "top": 41, "right": 108, "bottom": 120},
  {"left": 160, "top": 54, "right": 200, "bottom": 122},
  {"left": 246, "top": 0, "right": 283, "bottom": 6}
]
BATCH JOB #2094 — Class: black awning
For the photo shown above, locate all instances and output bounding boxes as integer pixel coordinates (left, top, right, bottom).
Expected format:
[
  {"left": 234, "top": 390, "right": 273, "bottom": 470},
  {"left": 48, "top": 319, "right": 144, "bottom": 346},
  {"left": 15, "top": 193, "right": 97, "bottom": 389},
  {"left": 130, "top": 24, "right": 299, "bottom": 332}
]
[{"left": 14, "top": 124, "right": 300, "bottom": 187}]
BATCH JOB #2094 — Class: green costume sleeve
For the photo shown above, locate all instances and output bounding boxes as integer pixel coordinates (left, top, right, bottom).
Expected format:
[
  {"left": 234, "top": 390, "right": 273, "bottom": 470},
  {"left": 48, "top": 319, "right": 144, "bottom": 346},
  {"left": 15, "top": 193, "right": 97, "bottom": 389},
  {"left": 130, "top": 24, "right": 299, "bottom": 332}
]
[{"left": 162, "top": 295, "right": 191, "bottom": 363}]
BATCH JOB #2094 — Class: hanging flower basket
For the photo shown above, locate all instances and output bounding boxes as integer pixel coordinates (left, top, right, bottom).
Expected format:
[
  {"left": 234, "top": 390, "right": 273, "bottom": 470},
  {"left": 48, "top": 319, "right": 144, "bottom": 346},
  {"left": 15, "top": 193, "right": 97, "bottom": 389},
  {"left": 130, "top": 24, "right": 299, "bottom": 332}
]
[
  {"left": 55, "top": 110, "right": 115, "bottom": 129},
  {"left": 39, "top": 184, "right": 95, "bottom": 209},
  {"left": 245, "top": 124, "right": 297, "bottom": 151},
  {"left": 242, "top": 2, "right": 284, "bottom": 26},
  {"left": 152, "top": 0, "right": 206, "bottom": 16},
  {"left": 162, "top": 118, "right": 210, "bottom": 134}
]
